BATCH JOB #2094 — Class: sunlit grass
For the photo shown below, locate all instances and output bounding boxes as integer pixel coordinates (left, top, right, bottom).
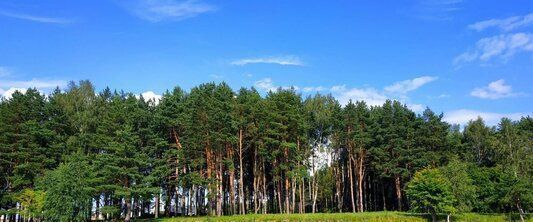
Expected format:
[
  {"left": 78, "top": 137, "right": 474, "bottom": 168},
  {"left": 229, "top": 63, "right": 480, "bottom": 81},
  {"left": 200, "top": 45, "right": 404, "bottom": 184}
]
[{"left": 137, "top": 212, "right": 529, "bottom": 222}]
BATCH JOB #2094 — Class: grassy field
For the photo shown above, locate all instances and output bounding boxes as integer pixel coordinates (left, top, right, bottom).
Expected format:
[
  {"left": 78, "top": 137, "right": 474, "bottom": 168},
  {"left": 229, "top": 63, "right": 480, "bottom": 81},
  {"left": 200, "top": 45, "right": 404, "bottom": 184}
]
[{"left": 138, "top": 212, "right": 530, "bottom": 222}]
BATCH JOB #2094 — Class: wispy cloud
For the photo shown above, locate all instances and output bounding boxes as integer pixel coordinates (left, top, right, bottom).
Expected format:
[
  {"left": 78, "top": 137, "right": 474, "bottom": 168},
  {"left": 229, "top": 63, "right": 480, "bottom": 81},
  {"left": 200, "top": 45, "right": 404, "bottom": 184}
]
[
  {"left": 384, "top": 76, "right": 438, "bottom": 94},
  {"left": 231, "top": 55, "right": 304, "bottom": 66},
  {"left": 0, "top": 79, "right": 67, "bottom": 89},
  {"left": 470, "top": 79, "right": 522, "bottom": 99},
  {"left": 411, "top": 0, "right": 464, "bottom": 21},
  {"left": 443, "top": 109, "right": 528, "bottom": 126},
  {"left": 253, "top": 78, "right": 299, "bottom": 92},
  {"left": 469, "top": 13, "right": 533, "bottom": 32},
  {"left": 126, "top": 0, "right": 216, "bottom": 22},
  {"left": 0, "top": 11, "right": 72, "bottom": 24},
  {"left": 253, "top": 77, "right": 431, "bottom": 112},
  {"left": 454, "top": 32, "right": 533, "bottom": 64},
  {"left": 209, "top": 74, "right": 223, "bottom": 79},
  {"left": 302, "top": 86, "right": 326, "bottom": 92},
  {"left": 0, "top": 79, "right": 67, "bottom": 99}
]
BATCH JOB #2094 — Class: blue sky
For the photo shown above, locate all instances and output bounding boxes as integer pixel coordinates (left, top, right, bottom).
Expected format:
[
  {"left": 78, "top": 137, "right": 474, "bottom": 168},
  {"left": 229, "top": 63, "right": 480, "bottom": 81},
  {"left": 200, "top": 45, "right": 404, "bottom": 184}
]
[{"left": 0, "top": 0, "right": 531, "bottom": 125}]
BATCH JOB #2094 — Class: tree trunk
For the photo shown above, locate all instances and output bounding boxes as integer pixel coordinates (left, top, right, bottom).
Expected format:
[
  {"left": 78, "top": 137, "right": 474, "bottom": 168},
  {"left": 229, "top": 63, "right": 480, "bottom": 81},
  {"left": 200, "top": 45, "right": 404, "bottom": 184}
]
[
  {"left": 291, "top": 178, "right": 296, "bottom": 213},
  {"left": 284, "top": 164, "right": 290, "bottom": 213},
  {"left": 335, "top": 163, "right": 343, "bottom": 213},
  {"left": 154, "top": 194, "right": 159, "bottom": 218},
  {"left": 205, "top": 138, "right": 215, "bottom": 216},
  {"left": 517, "top": 201, "right": 525, "bottom": 222},
  {"left": 348, "top": 156, "right": 356, "bottom": 213},
  {"left": 238, "top": 129, "right": 246, "bottom": 215},
  {"left": 277, "top": 181, "right": 283, "bottom": 214},
  {"left": 430, "top": 209, "right": 437, "bottom": 222},
  {"left": 217, "top": 153, "right": 223, "bottom": 216},
  {"left": 299, "top": 178, "right": 304, "bottom": 213},
  {"left": 227, "top": 144, "right": 236, "bottom": 215},
  {"left": 356, "top": 153, "right": 365, "bottom": 212},
  {"left": 311, "top": 153, "right": 318, "bottom": 213},
  {"left": 262, "top": 162, "right": 267, "bottom": 214},
  {"left": 382, "top": 183, "right": 387, "bottom": 211},
  {"left": 125, "top": 197, "right": 132, "bottom": 222},
  {"left": 394, "top": 175, "right": 402, "bottom": 211}
]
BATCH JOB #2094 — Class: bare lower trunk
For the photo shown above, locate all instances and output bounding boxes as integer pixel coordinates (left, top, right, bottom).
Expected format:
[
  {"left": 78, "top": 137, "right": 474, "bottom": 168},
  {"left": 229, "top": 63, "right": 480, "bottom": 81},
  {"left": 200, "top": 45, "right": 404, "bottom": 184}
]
[
  {"left": 348, "top": 156, "right": 356, "bottom": 213},
  {"left": 291, "top": 179, "right": 296, "bottom": 213},
  {"left": 125, "top": 197, "right": 132, "bottom": 222},
  {"left": 299, "top": 178, "right": 304, "bottom": 213},
  {"left": 430, "top": 208, "right": 437, "bottom": 222},
  {"left": 394, "top": 175, "right": 402, "bottom": 211},
  {"left": 356, "top": 154, "right": 365, "bottom": 212},
  {"left": 154, "top": 194, "right": 160, "bottom": 218},
  {"left": 312, "top": 177, "right": 318, "bottom": 213},
  {"left": 262, "top": 163, "right": 267, "bottom": 214},
  {"left": 277, "top": 181, "right": 283, "bottom": 214},
  {"left": 517, "top": 201, "right": 525, "bottom": 222},
  {"left": 216, "top": 155, "right": 223, "bottom": 216},
  {"left": 227, "top": 144, "right": 236, "bottom": 215},
  {"left": 238, "top": 129, "right": 246, "bottom": 214},
  {"left": 284, "top": 173, "right": 290, "bottom": 213}
]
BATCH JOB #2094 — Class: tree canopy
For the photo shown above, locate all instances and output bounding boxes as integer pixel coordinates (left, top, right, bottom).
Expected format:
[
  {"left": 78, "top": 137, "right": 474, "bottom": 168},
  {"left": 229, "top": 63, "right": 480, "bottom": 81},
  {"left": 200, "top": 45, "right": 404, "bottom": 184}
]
[{"left": 0, "top": 80, "right": 531, "bottom": 221}]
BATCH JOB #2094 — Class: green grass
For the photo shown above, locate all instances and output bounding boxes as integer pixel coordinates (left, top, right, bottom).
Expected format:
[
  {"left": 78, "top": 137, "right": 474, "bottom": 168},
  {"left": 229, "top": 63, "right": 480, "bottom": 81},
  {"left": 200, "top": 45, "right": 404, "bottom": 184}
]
[
  {"left": 137, "top": 212, "right": 529, "bottom": 222},
  {"left": 154, "top": 212, "right": 425, "bottom": 222}
]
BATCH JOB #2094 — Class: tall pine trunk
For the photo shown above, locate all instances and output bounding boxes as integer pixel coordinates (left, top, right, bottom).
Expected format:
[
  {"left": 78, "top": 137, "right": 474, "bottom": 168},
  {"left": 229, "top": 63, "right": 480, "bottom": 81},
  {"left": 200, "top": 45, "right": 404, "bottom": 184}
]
[
  {"left": 356, "top": 153, "right": 365, "bottom": 212},
  {"left": 394, "top": 174, "right": 402, "bottom": 211},
  {"left": 238, "top": 129, "right": 246, "bottom": 214},
  {"left": 348, "top": 156, "right": 356, "bottom": 213},
  {"left": 227, "top": 144, "right": 236, "bottom": 215}
]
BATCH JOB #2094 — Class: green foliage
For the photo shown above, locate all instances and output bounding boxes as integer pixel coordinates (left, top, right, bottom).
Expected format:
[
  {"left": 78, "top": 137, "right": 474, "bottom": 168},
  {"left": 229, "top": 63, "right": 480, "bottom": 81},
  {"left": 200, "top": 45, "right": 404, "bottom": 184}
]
[
  {"left": 15, "top": 188, "right": 45, "bottom": 220},
  {"left": 440, "top": 159, "right": 476, "bottom": 212},
  {"left": 406, "top": 168, "right": 456, "bottom": 218},
  {"left": 1, "top": 80, "right": 531, "bottom": 221},
  {"left": 39, "top": 154, "right": 95, "bottom": 222}
]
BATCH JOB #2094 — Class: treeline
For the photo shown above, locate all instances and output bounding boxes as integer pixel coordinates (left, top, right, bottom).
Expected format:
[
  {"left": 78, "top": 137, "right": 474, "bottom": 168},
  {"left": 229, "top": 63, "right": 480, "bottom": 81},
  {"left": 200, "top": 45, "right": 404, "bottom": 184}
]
[{"left": 0, "top": 80, "right": 531, "bottom": 221}]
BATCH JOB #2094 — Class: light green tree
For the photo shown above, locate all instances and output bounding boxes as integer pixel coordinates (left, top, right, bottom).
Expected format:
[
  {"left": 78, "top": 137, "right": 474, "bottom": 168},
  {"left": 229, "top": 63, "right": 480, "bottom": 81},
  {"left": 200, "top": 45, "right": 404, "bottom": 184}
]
[
  {"left": 406, "top": 168, "right": 456, "bottom": 222},
  {"left": 15, "top": 189, "right": 45, "bottom": 221}
]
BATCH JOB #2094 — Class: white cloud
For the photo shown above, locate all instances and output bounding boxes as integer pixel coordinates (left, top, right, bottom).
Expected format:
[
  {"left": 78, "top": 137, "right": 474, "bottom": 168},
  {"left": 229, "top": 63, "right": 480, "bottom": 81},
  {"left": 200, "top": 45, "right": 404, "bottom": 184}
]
[
  {"left": 253, "top": 78, "right": 300, "bottom": 92},
  {"left": 231, "top": 55, "right": 304, "bottom": 66},
  {"left": 0, "top": 11, "right": 72, "bottom": 24},
  {"left": 254, "top": 78, "right": 276, "bottom": 92},
  {"left": 209, "top": 74, "right": 223, "bottom": 79},
  {"left": 469, "top": 13, "right": 533, "bottom": 32},
  {"left": 333, "top": 87, "right": 388, "bottom": 106},
  {"left": 408, "top": 104, "right": 426, "bottom": 112},
  {"left": 454, "top": 33, "right": 533, "bottom": 64},
  {"left": 0, "top": 79, "right": 66, "bottom": 99},
  {"left": 330, "top": 85, "right": 347, "bottom": 92},
  {"left": 0, "top": 79, "right": 67, "bottom": 89},
  {"left": 444, "top": 109, "right": 528, "bottom": 126},
  {"left": 384, "top": 76, "right": 438, "bottom": 94},
  {"left": 330, "top": 80, "right": 429, "bottom": 110},
  {"left": 138, "top": 91, "right": 162, "bottom": 104},
  {"left": 470, "top": 79, "right": 521, "bottom": 99},
  {"left": 127, "top": 0, "right": 216, "bottom": 22},
  {"left": 254, "top": 77, "right": 429, "bottom": 111},
  {"left": 302, "top": 86, "right": 326, "bottom": 92},
  {"left": 0, "top": 88, "right": 27, "bottom": 99}
]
